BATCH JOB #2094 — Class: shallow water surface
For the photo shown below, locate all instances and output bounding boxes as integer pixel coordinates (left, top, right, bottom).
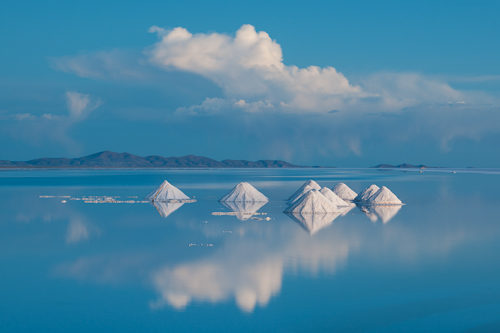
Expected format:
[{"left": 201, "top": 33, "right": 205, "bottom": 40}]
[{"left": 1, "top": 168, "right": 499, "bottom": 332}]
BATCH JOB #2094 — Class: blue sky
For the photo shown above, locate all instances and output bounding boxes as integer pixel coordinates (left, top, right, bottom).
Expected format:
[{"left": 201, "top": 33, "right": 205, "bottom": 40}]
[{"left": 1, "top": 0, "right": 500, "bottom": 167}]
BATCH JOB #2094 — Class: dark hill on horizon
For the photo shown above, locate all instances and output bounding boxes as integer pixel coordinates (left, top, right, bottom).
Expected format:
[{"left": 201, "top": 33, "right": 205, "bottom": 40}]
[
  {"left": 0, "top": 151, "right": 308, "bottom": 168},
  {"left": 371, "top": 163, "right": 435, "bottom": 169}
]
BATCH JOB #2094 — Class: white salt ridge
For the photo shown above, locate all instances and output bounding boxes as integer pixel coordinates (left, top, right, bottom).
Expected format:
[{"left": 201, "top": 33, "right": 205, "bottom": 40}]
[
  {"left": 287, "top": 180, "right": 321, "bottom": 205},
  {"left": 366, "top": 186, "right": 403, "bottom": 205},
  {"left": 284, "top": 189, "right": 341, "bottom": 214},
  {"left": 220, "top": 182, "right": 268, "bottom": 202},
  {"left": 332, "top": 183, "right": 358, "bottom": 201},
  {"left": 286, "top": 212, "right": 340, "bottom": 235},
  {"left": 354, "top": 184, "right": 380, "bottom": 203},
  {"left": 320, "top": 187, "right": 350, "bottom": 207},
  {"left": 220, "top": 201, "right": 267, "bottom": 221},
  {"left": 145, "top": 180, "right": 192, "bottom": 202},
  {"left": 153, "top": 201, "right": 184, "bottom": 218}
]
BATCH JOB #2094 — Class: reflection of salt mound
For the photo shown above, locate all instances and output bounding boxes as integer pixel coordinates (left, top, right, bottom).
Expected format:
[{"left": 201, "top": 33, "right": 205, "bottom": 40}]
[
  {"left": 220, "top": 201, "right": 267, "bottom": 221},
  {"left": 366, "top": 186, "right": 403, "bottom": 205},
  {"left": 145, "top": 180, "right": 192, "bottom": 202},
  {"left": 153, "top": 201, "right": 184, "bottom": 218},
  {"left": 332, "top": 183, "right": 357, "bottom": 201},
  {"left": 359, "top": 205, "right": 379, "bottom": 222},
  {"left": 287, "top": 180, "right": 321, "bottom": 205},
  {"left": 320, "top": 187, "right": 349, "bottom": 207},
  {"left": 220, "top": 182, "right": 268, "bottom": 202},
  {"left": 359, "top": 204, "right": 402, "bottom": 223},
  {"left": 286, "top": 212, "right": 340, "bottom": 234},
  {"left": 284, "top": 189, "right": 340, "bottom": 214},
  {"left": 339, "top": 203, "right": 356, "bottom": 216},
  {"left": 354, "top": 184, "right": 380, "bottom": 203}
]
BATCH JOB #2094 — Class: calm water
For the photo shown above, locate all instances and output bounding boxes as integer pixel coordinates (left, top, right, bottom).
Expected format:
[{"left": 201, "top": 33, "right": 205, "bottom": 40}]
[{"left": 1, "top": 168, "right": 500, "bottom": 332}]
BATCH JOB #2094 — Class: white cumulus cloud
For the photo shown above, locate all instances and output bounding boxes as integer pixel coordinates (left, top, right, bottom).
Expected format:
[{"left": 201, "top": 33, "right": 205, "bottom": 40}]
[
  {"left": 148, "top": 24, "right": 367, "bottom": 113},
  {"left": 147, "top": 24, "right": 474, "bottom": 114}
]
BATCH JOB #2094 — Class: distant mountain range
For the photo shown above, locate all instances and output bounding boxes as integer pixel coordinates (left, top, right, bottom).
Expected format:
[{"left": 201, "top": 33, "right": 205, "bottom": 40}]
[
  {"left": 0, "top": 151, "right": 307, "bottom": 168},
  {"left": 371, "top": 163, "right": 434, "bottom": 169}
]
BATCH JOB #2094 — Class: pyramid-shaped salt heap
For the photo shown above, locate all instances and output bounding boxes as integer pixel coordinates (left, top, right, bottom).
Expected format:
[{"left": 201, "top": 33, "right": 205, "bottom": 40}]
[
  {"left": 287, "top": 180, "right": 321, "bottom": 205},
  {"left": 366, "top": 186, "right": 403, "bottom": 205},
  {"left": 284, "top": 189, "right": 340, "bottom": 214},
  {"left": 145, "top": 180, "right": 192, "bottom": 202},
  {"left": 354, "top": 184, "right": 380, "bottom": 203},
  {"left": 220, "top": 182, "right": 268, "bottom": 202},
  {"left": 332, "top": 183, "right": 357, "bottom": 201},
  {"left": 320, "top": 187, "right": 349, "bottom": 207}
]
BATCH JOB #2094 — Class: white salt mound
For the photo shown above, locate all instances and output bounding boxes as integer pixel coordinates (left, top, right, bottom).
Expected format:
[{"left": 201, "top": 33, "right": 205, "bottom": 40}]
[
  {"left": 287, "top": 180, "right": 321, "bottom": 205},
  {"left": 366, "top": 186, "right": 403, "bottom": 205},
  {"left": 220, "top": 182, "right": 268, "bottom": 202},
  {"left": 145, "top": 180, "right": 191, "bottom": 202},
  {"left": 220, "top": 201, "right": 267, "bottom": 221},
  {"left": 284, "top": 189, "right": 341, "bottom": 214},
  {"left": 354, "top": 184, "right": 380, "bottom": 203},
  {"left": 286, "top": 211, "right": 340, "bottom": 235},
  {"left": 332, "top": 183, "right": 358, "bottom": 201},
  {"left": 320, "top": 187, "right": 350, "bottom": 207}
]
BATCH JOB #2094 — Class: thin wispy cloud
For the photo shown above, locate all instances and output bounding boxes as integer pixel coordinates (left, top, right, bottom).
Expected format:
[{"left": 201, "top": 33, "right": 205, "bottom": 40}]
[{"left": 0, "top": 91, "right": 103, "bottom": 155}]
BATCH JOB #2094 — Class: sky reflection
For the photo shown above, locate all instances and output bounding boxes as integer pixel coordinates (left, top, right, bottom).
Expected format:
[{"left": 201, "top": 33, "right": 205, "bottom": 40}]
[{"left": 2, "top": 170, "right": 500, "bottom": 331}]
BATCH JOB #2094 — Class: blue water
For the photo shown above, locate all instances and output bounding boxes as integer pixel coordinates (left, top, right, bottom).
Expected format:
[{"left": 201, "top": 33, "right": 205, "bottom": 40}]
[{"left": 1, "top": 168, "right": 500, "bottom": 332}]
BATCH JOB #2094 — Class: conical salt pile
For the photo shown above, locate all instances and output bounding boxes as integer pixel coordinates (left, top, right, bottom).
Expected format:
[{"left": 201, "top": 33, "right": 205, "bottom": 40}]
[
  {"left": 332, "top": 183, "right": 357, "bottom": 201},
  {"left": 320, "top": 187, "right": 349, "bottom": 207},
  {"left": 366, "top": 186, "right": 403, "bottom": 205},
  {"left": 220, "top": 182, "right": 268, "bottom": 202},
  {"left": 287, "top": 180, "right": 321, "bottom": 205},
  {"left": 145, "top": 180, "right": 192, "bottom": 202},
  {"left": 354, "top": 184, "right": 380, "bottom": 203},
  {"left": 284, "top": 189, "right": 340, "bottom": 214}
]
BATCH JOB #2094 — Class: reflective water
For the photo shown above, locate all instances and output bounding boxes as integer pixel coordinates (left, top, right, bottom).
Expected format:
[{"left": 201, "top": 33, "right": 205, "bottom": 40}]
[{"left": 1, "top": 168, "right": 500, "bottom": 332}]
